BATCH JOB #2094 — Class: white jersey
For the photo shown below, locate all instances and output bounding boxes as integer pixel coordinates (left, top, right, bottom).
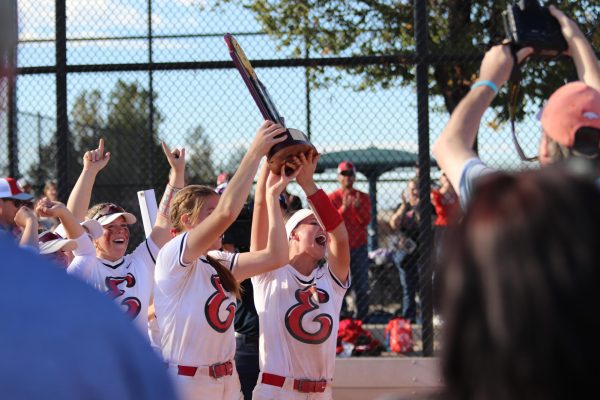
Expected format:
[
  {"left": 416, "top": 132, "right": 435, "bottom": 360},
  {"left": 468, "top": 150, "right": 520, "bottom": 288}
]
[
  {"left": 252, "top": 263, "right": 349, "bottom": 380},
  {"left": 154, "top": 232, "right": 239, "bottom": 367},
  {"left": 67, "top": 238, "right": 158, "bottom": 332}
]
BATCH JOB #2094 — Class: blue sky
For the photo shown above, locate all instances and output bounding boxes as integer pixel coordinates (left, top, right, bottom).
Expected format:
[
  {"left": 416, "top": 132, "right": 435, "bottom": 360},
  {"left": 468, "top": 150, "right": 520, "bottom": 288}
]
[{"left": 9, "top": 0, "right": 543, "bottom": 210}]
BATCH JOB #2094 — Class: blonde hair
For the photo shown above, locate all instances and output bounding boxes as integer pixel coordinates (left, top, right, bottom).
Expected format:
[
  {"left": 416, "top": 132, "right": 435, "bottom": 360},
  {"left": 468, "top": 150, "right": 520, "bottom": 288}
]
[
  {"left": 170, "top": 185, "right": 241, "bottom": 298},
  {"left": 86, "top": 202, "right": 116, "bottom": 220}
]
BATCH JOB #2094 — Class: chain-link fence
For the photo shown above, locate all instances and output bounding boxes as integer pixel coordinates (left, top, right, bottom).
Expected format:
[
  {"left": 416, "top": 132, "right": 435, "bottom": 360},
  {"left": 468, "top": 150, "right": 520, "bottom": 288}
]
[{"left": 2, "top": 0, "right": 595, "bottom": 357}]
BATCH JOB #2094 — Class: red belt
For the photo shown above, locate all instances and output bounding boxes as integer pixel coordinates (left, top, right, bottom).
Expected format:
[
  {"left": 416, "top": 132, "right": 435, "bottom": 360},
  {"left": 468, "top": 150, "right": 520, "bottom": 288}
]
[
  {"left": 261, "top": 372, "right": 328, "bottom": 393},
  {"left": 177, "top": 361, "right": 234, "bottom": 379}
]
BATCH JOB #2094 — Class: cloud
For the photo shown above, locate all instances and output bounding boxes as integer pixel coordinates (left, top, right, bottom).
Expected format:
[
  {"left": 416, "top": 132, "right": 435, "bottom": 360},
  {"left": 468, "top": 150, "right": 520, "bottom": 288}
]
[{"left": 18, "top": 0, "right": 150, "bottom": 40}]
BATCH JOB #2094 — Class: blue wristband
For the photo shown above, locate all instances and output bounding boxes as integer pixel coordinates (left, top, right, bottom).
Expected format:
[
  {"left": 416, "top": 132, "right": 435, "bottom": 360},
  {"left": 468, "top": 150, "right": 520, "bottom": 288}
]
[{"left": 471, "top": 80, "right": 498, "bottom": 95}]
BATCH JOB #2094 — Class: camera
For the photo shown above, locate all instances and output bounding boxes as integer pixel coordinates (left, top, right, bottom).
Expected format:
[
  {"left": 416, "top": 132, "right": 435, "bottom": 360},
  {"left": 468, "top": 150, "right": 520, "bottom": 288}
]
[
  {"left": 222, "top": 201, "right": 253, "bottom": 253},
  {"left": 503, "top": 0, "right": 567, "bottom": 57}
]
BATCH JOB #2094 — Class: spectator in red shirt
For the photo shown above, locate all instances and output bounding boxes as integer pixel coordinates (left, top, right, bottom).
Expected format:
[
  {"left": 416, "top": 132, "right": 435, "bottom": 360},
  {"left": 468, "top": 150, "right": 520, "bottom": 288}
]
[
  {"left": 328, "top": 161, "right": 371, "bottom": 320},
  {"left": 430, "top": 173, "right": 459, "bottom": 227}
]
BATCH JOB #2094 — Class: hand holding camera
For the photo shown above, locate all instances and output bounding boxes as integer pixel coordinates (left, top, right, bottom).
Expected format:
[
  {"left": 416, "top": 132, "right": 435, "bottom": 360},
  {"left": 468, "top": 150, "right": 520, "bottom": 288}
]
[{"left": 503, "top": 0, "right": 567, "bottom": 57}]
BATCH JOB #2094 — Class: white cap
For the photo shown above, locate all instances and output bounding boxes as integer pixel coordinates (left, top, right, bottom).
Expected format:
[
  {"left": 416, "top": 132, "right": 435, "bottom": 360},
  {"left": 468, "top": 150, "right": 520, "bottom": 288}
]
[
  {"left": 54, "top": 219, "right": 103, "bottom": 240},
  {"left": 38, "top": 231, "right": 78, "bottom": 255},
  {"left": 0, "top": 177, "right": 34, "bottom": 200},
  {"left": 285, "top": 209, "right": 315, "bottom": 239}
]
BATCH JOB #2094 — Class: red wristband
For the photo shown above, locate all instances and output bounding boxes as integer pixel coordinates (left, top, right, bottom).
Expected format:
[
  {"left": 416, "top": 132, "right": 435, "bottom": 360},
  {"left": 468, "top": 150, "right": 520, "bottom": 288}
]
[{"left": 307, "top": 189, "right": 343, "bottom": 232}]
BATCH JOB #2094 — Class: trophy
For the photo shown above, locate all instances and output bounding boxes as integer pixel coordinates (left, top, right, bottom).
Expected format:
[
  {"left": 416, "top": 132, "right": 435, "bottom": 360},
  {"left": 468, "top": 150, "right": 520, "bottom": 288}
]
[{"left": 225, "top": 33, "right": 316, "bottom": 175}]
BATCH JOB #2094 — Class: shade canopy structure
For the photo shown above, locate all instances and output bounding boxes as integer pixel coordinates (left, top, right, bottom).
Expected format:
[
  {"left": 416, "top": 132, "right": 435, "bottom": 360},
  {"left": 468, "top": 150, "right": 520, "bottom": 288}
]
[
  {"left": 315, "top": 147, "right": 419, "bottom": 176},
  {"left": 315, "top": 146, "right": 421, "bottom": 250}
]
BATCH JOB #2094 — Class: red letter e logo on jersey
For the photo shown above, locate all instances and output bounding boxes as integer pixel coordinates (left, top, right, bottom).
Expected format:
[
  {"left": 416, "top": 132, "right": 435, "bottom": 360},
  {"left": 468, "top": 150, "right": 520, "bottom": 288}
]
[
  {"left": 204, "top": 275, "right": 236, "bottom": 333},
  {"left": 285, "top": 286, "right": 333, "bottom": 344}
]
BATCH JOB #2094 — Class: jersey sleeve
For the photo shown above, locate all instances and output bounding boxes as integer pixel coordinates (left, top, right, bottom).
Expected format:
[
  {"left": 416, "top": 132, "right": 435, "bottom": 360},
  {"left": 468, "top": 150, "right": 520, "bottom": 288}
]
[
  {"left": 458, "top": 157, "right": 496, "bottom": 209},
  {"left": 67, "top": 233, "right": 98, "bottom": 279},
  {"left": 327, "top": 264, "right": 351, "bottom": 294},
  {"left": 72, "top": 232, "right": 95, "bottom": 256},
  {"left": 154, "top": 233, "right": 194, "bottom": 298},
  {"left": 131, "top": 237, "right": 159, "bottom": 269}
]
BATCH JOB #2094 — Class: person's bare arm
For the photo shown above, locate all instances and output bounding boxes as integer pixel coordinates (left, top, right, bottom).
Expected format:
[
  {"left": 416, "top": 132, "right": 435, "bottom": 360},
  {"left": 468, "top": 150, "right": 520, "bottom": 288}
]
[
  {"left": 150, "top": 142, "right": 186, "bottom": 248},
  {"left": 235, "top": 165, "right": 299, "bottom": 281},
  {"left": 250, "top": 162, "right": 270, "bottom": 252},
  {"left": 181, "top": 121, "right": 287, "bottom": 264},
  {"left": 14, "top": 207, "right": 38, "bottom": 250},
  {"left": 550, "top": 6, "right": 600, "bottom": 92},
  {"left": 389, "top": 202, "right": 408, "bottom": 230},
  {"left": 297, "top": 152, "right": 350, "bottom": 283},
  {"left": 67, "top": 138, "right": 110, "bottom": 221},
  {"left": 432, "top": 45, "right": 533, "bottom": 191},
  {"left": 36, "top": 198, "right": 85, "bottom": 239}
]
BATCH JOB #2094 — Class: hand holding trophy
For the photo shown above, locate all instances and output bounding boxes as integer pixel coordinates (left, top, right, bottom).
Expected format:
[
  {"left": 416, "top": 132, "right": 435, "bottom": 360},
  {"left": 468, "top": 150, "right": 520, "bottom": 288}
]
[{"left": 225, "top": 33, "right": 316, "bottom": 175}]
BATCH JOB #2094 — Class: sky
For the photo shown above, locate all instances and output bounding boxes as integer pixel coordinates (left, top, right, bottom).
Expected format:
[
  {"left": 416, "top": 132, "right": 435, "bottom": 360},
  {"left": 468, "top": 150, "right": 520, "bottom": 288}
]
[{"left": 7, "top": 0, "right": 544, "bottom": 211}]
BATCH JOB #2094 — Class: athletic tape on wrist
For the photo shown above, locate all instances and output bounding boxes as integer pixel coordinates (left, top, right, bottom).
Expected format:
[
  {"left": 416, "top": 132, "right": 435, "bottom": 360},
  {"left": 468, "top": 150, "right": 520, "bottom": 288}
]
[
  {"left": 307, "top": 189, "right": 343, "bottom": 232},
  {"left": 159, "top": 183, "right": 181, "bottom": 218}
]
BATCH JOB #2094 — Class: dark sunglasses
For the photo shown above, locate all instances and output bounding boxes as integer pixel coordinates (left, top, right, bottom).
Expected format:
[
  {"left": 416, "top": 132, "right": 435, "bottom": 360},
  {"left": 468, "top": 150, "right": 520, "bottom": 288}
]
[
  {"left": 92, "top": 203, "right": 125, "bottom": 221},
  {"left": 8, "top": 199, "right": 33, "bottom": 208},
  {"left": 340, "top": 170, "right": 355, "bottom": 177}
]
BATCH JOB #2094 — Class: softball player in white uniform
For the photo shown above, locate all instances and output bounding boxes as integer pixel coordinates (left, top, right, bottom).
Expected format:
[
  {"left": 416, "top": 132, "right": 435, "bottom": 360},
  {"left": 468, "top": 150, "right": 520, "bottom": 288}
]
[
  {"left": 154, "top": 121, "right": 296, "bottom": 400},
  {"left": 66, "top": 138, "right": 186, "bottom": 335},
  {"left": 250, "top": 152, "right": 350, "bottom": 400}
]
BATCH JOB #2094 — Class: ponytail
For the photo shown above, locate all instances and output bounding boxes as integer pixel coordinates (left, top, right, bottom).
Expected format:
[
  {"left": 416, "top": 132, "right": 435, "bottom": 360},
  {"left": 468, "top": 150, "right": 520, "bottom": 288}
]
[{"left": 206, "top": 254, "right": 241, "bottom": 299}]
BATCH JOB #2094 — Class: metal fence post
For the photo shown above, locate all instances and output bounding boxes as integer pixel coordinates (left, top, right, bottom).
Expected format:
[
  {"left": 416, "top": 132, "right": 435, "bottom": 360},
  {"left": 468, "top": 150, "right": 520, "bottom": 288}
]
[
  {"left": 147, "top": 0, "right": 155, "bottom": 186},
  {"left": 6, "top": 0, "right": 19, "bottom": 178},
  {"left": 414, "top": 0, "right": 434, "bottom": 356},
  {"left": 55, "top": 0, "right": 68, "bottom": 201}
]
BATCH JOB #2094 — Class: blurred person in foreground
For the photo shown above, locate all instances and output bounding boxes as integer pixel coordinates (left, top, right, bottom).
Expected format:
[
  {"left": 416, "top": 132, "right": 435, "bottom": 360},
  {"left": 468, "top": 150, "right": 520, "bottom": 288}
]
[
  {"left": 433, "top": 6, "right": 600, "bottom": 205},
  {"left": 433, "top": 167, "right": 600, "bottom": 400},
  {"left": 0, "top": 234, "right": 177, "bottom": 399}
]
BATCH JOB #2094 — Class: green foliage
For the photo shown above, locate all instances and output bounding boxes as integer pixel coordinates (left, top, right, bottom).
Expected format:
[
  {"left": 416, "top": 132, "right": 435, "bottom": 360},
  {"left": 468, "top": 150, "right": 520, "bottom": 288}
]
[
  {"left": 218, "top": 0, "right": 600, "bottom": 118},
  {"left": 185, "top": 125, "right": 217, "bottom": 185},
  {"left": 26, "top": 80, "right": 170, "bottom": 213},
  {"left": 70, "top": 80, "right": 169, "bottom": 193}
]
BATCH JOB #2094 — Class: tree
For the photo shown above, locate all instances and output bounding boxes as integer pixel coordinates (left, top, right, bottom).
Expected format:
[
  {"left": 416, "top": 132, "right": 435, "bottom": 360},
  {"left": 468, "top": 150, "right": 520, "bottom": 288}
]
[
  {"left": 68, "top": 80, "right": 170, "bottom": 208},
  {"left": 185, "top": 125, "right": 217, "bottom": 185},
  {"left": 217, "top": 0, "right": 600, "bottom": 118},
  {"left": 26, "top": 134, "right": 79, "bottom": 193},
  {"left": 216, "top": 145, "right": 247, "bottom": 178}
]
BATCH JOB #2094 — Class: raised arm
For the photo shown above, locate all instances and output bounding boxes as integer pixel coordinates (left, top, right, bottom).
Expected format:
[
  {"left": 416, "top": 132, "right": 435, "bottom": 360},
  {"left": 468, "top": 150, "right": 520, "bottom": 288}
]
[
  {"left": 181, "top": 121, "right": 287, "bottom": 264},
  {"left": 149, "top": 142, "right": 186, "bottom": 248},
  {"left": 235, "top": 165, "right": 300, "bottom": 281},
  {"left": 298, "top": 152, "right": 350, "bottom": 283},
  {"left": 389, "top": 202, "right": 408, "bottom": 231},
  {"left": 67, "top": 138, "right": 110, "bottom": 220},
  {"left": 36, "top": 198, "right": 85, "bottom": 239},
  {"left": 250, "top": 161, "right": 270, "bottom": 252},
  {"left": 432, "top": 45, "right": 533, "bottom": 191},
  {"left": 14, "top": 207, "right": 38, "bottom": 250},
  {"left": 550, "top": 6, "right": 600, "bottom": 92}
]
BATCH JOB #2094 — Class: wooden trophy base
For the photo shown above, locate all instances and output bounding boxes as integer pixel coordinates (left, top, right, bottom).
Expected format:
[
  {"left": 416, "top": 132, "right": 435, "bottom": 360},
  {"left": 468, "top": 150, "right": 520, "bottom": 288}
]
[{"left": 268, "top": 142, "right": 315, "bottom": 176}]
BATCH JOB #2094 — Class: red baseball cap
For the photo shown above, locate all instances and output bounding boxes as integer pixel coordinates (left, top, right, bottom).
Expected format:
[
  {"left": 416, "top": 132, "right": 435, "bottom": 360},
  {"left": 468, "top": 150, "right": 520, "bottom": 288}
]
[
  {"left": 541, "top": 82, "right": 600, "bottom": 148},
  {"left": 337, "top": 161, "right": 356, "bottom": 174},
  {"left": 0, "top": 177, "right": 34, "bottom": 200}
]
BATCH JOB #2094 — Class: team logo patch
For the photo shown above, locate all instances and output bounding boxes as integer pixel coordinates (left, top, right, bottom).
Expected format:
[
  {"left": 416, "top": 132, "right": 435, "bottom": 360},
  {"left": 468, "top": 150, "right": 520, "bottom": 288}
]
[
  {"left": 105, "top": 273, "right": 141, "bottom": 319},
  {"left": 204, "top": 274, "right": 236, "bottom": 333},
  {"left": 285, "top": 285, "right": 333, "bottom": 344}
]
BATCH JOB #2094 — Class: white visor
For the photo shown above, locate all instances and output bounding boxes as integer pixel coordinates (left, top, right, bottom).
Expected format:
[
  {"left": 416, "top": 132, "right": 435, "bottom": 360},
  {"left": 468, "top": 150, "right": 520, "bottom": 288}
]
[
  {"left": 285, "top": 209, "right": 315, "bottom": 239},
  {"left": 95, "top": 211, "right": 137, "bottom": 226},
  {"left": 38, "top": 231, "right": 78, "bottom": 255}
]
